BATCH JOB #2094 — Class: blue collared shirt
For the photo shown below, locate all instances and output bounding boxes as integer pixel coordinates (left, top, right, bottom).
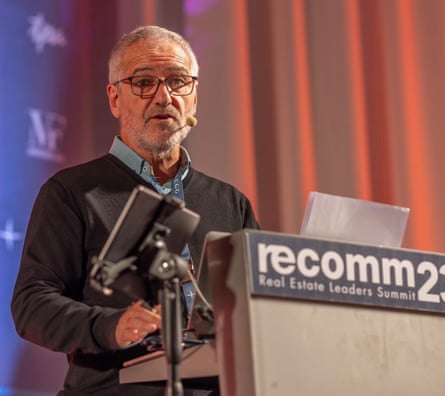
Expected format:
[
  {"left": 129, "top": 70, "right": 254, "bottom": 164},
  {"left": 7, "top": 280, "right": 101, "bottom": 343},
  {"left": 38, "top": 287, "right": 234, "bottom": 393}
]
[{"left": 109, "top": 136, "right": 191, "bottom": 196}]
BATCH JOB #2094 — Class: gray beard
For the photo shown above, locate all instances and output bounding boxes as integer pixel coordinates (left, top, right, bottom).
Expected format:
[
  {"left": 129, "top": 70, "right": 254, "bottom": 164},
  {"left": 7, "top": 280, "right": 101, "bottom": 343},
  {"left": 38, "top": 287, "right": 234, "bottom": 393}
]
[{"left": 134, "top": 127, "right": 190, "bottom": 158}]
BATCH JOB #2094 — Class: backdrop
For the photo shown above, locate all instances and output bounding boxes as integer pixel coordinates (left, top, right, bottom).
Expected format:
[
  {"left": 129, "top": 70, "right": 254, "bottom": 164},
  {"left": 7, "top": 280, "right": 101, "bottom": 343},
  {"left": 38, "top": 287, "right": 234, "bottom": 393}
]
[{"left": 2, "top": 0, "right": 445, "bottom": 394}]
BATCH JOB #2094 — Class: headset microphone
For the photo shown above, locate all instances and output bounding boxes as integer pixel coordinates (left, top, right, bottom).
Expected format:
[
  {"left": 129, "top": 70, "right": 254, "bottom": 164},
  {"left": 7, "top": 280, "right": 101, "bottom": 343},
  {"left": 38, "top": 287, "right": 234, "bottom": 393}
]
[{"left": 186, "top": 115, "right": 198, "bottom": 127}]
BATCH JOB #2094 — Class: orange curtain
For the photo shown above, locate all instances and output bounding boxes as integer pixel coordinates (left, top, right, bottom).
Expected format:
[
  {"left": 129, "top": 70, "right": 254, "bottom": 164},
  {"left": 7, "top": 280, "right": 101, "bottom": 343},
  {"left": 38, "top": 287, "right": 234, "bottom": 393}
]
[{"left": 185, "top": 0, "right": 445, "bottom": 252}]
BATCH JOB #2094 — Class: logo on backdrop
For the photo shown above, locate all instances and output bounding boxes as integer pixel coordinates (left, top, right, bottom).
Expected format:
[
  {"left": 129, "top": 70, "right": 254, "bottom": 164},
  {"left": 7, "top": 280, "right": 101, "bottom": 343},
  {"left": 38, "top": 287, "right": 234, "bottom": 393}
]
[
  {"left": 27, "top": 108, "right": 67, "bottom": 163},
  {"left": 0, "top": 219, "right": 23, "bottom": 251},
  {"left": 248, "top": 231, "right": 445, "bottom": 315},
  {"left": 27, "top": 13, "right": 67, "bottom": 53}
]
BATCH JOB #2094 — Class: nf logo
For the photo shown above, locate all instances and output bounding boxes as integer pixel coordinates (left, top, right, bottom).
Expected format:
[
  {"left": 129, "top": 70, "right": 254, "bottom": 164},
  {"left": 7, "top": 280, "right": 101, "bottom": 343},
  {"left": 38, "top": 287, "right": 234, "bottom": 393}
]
[
  {"left": 27, "top": 108, "right": 67, "bottom": 163},
  {"left": 27, "top": 13, "right": 67, "bottom": 53}
]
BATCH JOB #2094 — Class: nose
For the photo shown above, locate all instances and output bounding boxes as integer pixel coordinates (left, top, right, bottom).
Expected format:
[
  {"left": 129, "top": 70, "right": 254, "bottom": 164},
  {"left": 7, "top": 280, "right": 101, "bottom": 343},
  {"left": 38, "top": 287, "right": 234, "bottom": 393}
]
[{"left": 153, "top": 80, "right": 172, "bottom": 106}]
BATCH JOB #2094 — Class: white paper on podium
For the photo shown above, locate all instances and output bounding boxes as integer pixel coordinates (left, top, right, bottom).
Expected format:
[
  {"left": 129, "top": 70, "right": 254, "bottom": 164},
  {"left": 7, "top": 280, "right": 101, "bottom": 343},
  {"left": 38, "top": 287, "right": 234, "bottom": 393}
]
[{"left": 300, "top": 192, "right": 410, "bottom": 248}]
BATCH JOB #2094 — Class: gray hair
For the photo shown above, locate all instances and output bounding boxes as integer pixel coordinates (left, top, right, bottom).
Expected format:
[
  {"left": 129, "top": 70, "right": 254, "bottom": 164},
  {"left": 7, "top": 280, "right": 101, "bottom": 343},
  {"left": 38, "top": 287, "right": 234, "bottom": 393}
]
[{"left": 108, "top": 25, "right": 199, "bottom": 83}]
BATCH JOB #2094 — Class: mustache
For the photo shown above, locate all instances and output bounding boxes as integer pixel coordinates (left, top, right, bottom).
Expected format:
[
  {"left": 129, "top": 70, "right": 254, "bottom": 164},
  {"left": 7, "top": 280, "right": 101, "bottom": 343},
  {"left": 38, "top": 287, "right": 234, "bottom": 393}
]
[{"left": 144, "top": 107, "right": 180, "bottom": 124}]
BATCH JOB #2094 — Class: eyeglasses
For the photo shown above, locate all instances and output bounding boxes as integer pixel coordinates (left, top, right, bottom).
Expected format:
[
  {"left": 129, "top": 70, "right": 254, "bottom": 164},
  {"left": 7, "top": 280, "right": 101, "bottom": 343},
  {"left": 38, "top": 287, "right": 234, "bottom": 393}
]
[{"left": 113, "top": 75, "right": 198, "bottom": 98}]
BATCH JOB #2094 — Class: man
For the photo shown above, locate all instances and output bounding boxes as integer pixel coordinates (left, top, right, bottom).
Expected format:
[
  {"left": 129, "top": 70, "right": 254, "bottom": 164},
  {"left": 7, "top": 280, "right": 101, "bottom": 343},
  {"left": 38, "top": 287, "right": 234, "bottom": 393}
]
[{"left": 11, "top": 26, "right": 259, "bottom": 395}]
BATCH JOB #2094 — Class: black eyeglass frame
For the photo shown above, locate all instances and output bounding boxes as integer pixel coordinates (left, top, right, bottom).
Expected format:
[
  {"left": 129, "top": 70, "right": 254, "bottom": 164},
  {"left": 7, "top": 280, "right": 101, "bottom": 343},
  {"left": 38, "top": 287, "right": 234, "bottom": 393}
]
[{"left": 113, "top": 75, "right": 198, "bottom": 98}]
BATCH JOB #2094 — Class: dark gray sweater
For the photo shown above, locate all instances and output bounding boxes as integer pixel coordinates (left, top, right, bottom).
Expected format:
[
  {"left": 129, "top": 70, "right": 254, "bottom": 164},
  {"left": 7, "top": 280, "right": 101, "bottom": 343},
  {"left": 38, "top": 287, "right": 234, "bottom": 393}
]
[{"left": 11, "top": 154, "right": 259, "bottom": 395}]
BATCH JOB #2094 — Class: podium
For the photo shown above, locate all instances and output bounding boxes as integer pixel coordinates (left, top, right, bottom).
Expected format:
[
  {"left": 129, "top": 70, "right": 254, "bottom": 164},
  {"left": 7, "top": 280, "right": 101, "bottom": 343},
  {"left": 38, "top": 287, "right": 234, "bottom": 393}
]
[{"left": 121, "top": 229, "right": 445, "bottom": 395}]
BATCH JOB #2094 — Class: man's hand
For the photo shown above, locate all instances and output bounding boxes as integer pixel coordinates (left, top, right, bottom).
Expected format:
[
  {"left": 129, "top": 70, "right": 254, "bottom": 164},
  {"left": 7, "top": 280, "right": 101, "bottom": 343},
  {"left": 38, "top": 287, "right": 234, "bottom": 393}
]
[{"left": 115, "top": 300, "right": 161, "bottom": 347}]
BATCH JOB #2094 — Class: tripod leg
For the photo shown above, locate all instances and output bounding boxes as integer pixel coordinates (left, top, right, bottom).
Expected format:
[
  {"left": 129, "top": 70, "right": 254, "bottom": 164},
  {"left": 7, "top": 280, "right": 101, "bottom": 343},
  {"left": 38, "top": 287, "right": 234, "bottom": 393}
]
[{"left": 161, "top": 278, "right": 184, "bottom": 396}]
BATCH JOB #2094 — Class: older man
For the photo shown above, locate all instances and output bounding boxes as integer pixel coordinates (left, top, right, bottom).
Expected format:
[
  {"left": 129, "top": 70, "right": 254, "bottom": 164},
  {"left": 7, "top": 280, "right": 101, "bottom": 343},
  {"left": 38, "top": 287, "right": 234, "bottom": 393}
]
[{"left": 11, "top": 26, "right": 259, "bottom": 395}]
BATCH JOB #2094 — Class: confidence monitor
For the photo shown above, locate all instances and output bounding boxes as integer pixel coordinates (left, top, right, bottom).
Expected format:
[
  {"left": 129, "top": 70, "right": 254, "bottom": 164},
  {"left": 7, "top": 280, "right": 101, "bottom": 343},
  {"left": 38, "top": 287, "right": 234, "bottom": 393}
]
[{"left": 90, "top": 185, "right": 201, "bottom": 302}]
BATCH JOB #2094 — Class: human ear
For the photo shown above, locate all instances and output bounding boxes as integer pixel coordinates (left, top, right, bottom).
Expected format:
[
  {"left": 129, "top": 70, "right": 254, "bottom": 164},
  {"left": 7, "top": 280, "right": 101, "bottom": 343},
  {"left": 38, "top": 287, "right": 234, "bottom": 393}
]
[{"left": 107, "top": 83, "right": 120, "bottom": 119}]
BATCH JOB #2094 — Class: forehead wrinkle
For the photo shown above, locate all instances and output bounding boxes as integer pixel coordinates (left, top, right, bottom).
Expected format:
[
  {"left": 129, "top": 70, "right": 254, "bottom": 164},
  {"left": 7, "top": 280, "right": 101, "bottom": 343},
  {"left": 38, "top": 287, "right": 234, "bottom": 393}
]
[
  {"left": 131, "top": 65, "right": 189, "bottom": 76},
  {"left": 122, "top": 42, "right": 192, "bottom": 77}
]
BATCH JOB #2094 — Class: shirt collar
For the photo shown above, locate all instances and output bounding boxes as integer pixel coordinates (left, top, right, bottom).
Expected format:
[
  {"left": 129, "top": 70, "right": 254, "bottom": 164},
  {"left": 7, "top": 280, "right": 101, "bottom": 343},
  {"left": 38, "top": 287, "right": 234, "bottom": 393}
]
[{"left": 109, "top": 136, "right": 191, "bottom": 192}]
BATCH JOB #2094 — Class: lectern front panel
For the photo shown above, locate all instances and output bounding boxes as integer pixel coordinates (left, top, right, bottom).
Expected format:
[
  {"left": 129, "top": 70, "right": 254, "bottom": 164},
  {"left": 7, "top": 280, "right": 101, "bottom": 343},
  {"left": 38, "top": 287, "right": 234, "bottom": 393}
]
[{"left": 207, "top": 230, "right": 445, "bottom": 396}]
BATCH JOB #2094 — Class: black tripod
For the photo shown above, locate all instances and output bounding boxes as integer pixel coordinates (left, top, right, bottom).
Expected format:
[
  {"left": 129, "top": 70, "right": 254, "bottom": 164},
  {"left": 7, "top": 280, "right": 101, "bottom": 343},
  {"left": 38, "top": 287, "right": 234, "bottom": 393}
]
[
  {"left": 90, "top": 192, "right": 194, "bottom": 396},
  {"left": 142, "top": 223, "right": 189, "bottom": 396}
]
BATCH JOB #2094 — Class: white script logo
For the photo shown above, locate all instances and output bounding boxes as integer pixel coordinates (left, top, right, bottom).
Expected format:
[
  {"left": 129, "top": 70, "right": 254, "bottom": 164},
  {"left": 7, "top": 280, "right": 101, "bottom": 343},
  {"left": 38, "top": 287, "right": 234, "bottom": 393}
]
[
  {"left": 27, "top": 108, "right": 67, "bottom": 163},
  {"left": 27, "top": 13, "right": 67, "bottom": 53}
]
